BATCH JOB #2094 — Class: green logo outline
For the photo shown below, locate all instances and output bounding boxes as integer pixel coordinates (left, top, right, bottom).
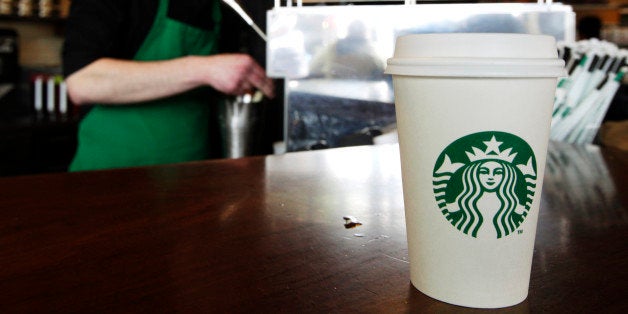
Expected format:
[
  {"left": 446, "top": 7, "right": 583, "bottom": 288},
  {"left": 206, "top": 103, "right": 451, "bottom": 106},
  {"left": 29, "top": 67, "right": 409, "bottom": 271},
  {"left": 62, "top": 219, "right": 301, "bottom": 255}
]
[{"left": 432, "top": 131, "right": 537, "bottom": 239}]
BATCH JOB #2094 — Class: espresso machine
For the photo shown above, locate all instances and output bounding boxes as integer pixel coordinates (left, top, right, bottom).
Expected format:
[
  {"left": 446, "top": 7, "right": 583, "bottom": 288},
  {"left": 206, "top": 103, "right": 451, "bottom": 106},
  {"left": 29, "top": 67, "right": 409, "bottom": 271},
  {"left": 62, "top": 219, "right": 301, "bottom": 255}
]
[{"left": 266, "top": 1, "right": 576, "bottom": 152}]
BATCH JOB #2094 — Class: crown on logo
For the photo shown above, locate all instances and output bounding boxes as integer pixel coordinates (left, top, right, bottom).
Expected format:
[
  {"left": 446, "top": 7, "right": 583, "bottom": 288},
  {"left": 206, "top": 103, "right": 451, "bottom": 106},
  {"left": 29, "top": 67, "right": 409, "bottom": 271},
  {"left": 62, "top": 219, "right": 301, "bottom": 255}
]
[{"left": 466, "top": 136, "right": 517, "bottom": 163}]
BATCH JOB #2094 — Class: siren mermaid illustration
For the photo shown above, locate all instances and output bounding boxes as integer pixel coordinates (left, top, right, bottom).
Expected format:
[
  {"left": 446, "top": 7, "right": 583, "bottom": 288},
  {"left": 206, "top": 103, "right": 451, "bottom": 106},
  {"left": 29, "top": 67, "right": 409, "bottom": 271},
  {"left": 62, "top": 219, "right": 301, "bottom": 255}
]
[{"left": 433, "top": 134, "right": 537, "bottom": 239}]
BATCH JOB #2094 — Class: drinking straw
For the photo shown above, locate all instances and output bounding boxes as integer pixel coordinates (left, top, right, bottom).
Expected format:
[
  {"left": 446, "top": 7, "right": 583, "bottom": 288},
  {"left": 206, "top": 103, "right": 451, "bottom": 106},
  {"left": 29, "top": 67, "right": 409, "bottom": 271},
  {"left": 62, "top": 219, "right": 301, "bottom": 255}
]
[
  {"left": 553, "top": 58, "right": 579, "bottom": 117},
  {"left": 562, "top": 52, "right": 600, "bottom": 114},
  {"left": 562, "top": 57, "right": 625, "bottom": 143},
  {"left": 551, "top": 55, "right": 588, "bottom": 126},
  {"left": 562, "top": 78, "right": 608, "bottom": 143},
  {"left": 581, "top": 54, "right": 610, "bottom": 97},
  {"left": 577, "top": 68, "right": 626, "bottom": 144},
  {"left": 550, "top": 37, "right": 627, "bottom": 144}
]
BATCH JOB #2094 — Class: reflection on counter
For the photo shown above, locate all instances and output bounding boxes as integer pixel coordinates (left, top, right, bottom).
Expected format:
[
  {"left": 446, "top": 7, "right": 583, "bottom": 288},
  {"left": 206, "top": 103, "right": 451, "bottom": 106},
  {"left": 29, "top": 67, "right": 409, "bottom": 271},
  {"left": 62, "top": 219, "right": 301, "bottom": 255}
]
[{"left": 544, "top": 142, "right": 628, "bottom": 230}]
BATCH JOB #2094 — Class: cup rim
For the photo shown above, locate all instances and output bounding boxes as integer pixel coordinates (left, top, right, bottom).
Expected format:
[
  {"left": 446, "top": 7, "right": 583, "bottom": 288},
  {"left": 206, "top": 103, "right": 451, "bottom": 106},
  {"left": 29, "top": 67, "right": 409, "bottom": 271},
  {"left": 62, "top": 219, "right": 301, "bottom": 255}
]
[
  {"left": 385, "top": 57, "right": 566, "bottom": 78},
  {"left": 385, "top": 33, "right": 566, "bottom": 77}
]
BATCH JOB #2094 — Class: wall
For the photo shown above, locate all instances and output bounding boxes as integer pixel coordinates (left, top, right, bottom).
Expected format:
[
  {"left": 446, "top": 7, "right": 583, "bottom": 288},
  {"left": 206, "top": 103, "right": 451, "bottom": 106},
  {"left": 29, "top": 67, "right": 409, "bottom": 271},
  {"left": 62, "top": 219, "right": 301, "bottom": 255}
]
[{"left": 0, "top": 21, "right": 63, "bottom": 68}]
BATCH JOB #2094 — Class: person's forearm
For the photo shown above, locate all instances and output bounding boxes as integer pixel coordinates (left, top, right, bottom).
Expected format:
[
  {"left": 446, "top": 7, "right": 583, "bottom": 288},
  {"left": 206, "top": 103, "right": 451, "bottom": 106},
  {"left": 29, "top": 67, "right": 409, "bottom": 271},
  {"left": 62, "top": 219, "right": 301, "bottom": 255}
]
[
  {"left": 66, "top": 54, "right": 275, "bottom": 106},
  {"left": 66, "top": 57, "right": 203, "bottom": 105}
]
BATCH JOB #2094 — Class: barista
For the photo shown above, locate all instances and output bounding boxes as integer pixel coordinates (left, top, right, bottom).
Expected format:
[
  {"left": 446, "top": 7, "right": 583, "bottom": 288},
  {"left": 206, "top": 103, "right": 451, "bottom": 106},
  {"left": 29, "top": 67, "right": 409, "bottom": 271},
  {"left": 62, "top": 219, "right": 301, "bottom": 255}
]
[{"left": 63, "top": 0, "right": 274, "bottom": 171}]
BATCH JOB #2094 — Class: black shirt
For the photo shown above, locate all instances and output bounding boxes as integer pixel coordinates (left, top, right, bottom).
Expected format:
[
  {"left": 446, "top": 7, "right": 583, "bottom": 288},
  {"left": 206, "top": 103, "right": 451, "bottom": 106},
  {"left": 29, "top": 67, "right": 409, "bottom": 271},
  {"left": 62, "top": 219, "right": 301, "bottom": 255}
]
[{"left": 63, "top": 0, "right": 219, "bottom": 77}]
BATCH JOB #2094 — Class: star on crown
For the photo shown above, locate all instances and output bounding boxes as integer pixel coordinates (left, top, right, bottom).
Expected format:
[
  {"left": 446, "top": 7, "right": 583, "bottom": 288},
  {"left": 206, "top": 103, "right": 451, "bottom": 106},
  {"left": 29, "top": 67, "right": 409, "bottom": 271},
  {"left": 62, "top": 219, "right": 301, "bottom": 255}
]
[{"left": 466, "top": 136, "right": 517, "bottom": 163}]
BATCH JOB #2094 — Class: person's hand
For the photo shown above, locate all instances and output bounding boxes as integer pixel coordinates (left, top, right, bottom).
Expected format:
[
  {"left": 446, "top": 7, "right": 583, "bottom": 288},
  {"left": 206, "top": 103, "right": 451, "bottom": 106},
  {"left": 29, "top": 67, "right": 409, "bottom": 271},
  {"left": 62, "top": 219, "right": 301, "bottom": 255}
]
[
  {"left": 197, "top": 54, "right": 275, "bottom": 99},
  {"left": 65, "top": 54, "right": 275, "bottom": 106}
]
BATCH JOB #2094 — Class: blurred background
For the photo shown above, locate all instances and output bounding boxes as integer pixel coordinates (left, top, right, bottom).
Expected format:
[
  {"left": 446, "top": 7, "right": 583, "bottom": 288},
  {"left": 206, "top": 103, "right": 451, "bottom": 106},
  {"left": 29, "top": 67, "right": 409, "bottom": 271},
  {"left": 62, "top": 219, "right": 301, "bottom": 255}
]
[{"left": 0, "top": 0, "right": 626, "bottom": 177}]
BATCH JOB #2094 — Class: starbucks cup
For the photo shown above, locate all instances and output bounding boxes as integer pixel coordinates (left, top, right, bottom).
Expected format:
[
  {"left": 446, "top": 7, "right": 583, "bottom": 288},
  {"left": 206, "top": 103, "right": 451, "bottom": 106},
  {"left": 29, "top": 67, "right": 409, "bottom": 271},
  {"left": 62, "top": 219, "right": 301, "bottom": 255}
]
[{"left": 385, "top": 33, "right": 565, "bottom": 308}]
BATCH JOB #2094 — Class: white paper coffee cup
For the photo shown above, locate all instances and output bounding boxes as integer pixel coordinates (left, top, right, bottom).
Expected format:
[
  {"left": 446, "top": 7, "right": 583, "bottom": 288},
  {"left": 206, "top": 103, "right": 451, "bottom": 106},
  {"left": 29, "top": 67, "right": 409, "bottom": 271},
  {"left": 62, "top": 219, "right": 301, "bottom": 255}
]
[{"left": 386, "top": 33, "right": 565, "bottom": 308}]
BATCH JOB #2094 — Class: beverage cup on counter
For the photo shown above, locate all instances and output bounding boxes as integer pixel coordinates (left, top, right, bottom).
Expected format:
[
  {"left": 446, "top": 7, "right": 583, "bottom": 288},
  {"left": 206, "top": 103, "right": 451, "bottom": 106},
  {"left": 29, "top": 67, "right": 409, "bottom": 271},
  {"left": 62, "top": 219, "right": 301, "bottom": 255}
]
[
  {"left": 220, "top": 91, "right": 265, "bottom": 158},
  {"left": 385, "top": 33, "right": 565, "bottom": 308}
]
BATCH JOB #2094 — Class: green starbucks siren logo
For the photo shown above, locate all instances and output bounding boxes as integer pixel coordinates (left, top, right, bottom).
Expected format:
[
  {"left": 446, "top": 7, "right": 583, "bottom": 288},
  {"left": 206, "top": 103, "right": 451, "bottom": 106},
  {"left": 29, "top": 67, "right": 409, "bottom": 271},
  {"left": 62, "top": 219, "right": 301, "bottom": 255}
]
[{"left": 433, "top": 131, "right": 537, "bottom": 239}]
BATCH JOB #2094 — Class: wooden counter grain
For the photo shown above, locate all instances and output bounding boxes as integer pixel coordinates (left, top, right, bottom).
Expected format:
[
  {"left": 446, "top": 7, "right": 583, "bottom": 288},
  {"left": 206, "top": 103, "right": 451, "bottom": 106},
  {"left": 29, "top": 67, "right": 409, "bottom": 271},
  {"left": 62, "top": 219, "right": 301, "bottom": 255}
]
[{"left": 0, "top": 142, "right": 626, "bottom": 313}]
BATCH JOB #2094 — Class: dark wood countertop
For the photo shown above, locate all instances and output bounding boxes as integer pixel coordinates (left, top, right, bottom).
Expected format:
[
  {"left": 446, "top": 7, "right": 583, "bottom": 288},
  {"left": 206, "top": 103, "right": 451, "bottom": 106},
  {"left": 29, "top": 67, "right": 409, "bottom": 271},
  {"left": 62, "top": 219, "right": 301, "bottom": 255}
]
[{"left": 0, "top": 142, "right": 626, "bottom": 313}]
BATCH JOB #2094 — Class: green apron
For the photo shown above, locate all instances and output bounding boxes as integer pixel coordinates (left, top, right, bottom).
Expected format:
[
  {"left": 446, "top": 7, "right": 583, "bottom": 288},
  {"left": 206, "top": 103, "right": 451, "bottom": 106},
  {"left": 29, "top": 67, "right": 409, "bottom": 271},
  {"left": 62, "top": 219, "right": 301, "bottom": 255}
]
[{"left": 70, "top": 0, "right": 221, "bottom": 171}]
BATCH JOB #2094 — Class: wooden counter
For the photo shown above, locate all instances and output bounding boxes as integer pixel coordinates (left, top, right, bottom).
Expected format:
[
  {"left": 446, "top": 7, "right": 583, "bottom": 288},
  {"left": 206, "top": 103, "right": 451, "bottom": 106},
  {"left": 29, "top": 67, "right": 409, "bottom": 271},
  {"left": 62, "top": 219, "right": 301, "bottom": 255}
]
[{"left": 0, "top": 142, "right": 626, "bottom": 312}]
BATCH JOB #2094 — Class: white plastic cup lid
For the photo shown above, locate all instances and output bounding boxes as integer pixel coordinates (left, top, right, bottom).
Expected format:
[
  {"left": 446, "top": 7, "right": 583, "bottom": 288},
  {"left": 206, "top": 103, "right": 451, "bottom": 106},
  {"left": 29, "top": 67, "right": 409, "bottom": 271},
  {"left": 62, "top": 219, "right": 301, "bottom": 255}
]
[{"left": 385, "top": 33, "right": 566, "bottom": 78}]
